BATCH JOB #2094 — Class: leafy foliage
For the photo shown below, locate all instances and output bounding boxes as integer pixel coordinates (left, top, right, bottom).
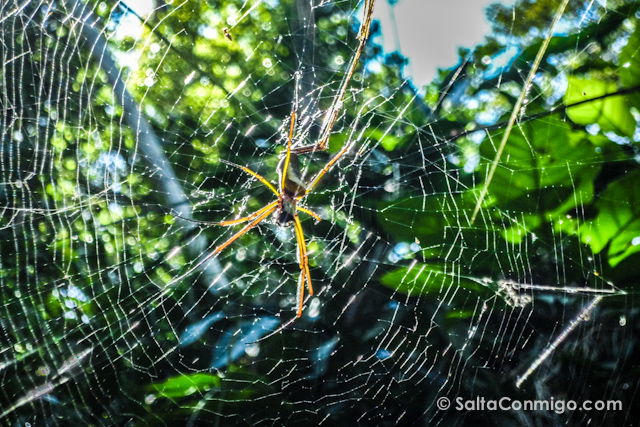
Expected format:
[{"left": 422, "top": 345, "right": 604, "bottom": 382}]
[{"left": 1, "top": 0, "right": 640, "bottom": 425}]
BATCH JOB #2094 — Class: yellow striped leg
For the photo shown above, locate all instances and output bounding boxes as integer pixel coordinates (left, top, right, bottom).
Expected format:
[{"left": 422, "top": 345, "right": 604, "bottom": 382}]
[
  {"left": 218, "top": 200, "right": 278, "bottom": 226},
  {"left": 292, "top": 214, "right": 313, "bottom": 317},
  {"left": 212, "top": 204, "right": 277, "bottom": 255}
]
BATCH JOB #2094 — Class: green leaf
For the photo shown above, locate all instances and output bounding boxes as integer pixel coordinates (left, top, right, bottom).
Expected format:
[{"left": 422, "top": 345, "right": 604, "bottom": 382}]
[
  {"left": 445, "top": 309, "right": 476, "bottom": 320},
  {"left": 327, "top": 128, "right": 402, "bottom": 153},
  {"left": 620, "top": 25, "right": 640, "bottom": 90},
  {"left": 564, "top": 76, "right": 636, "bottom": 137},
  {"left": 479, "top": 118, "right": 600, "bottom": 234},
  {"left": 365, "top": 128, "right": 402, "bottom": 152},
  {"left": 377, "top": 195, "right": 448, "bottom": 243},
  {"left": 380, "top": 263, "right": 486, "bottom": 296},
  {"left": 579, "top": 170, "right": 640, "bottom": 267},
  {"left": 149, "top": 373, "right": 221, "bottom": 399},
  {"left": 327, "top": 132, "right": 348, "bottom": 153},
  {"left": 501, "top": 215, "right": 542, "bottom": 244}
]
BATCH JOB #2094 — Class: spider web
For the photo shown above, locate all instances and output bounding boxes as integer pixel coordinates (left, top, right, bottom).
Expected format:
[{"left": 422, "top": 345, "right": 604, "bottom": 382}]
[{"left": 1, "top": 0, "right": 638, "bottom": 425}]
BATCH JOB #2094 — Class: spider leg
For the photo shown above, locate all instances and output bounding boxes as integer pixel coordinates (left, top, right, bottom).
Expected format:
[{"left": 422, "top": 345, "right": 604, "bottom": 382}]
[
  {"left": 296, "top": 269, "right": 307, "bottom": 318},
  {"left": 290, "top": 143, "right": 328, "bottom": 155},
  {"left": 292, "top": 215, "right": 313, "bottom": 317},
  {"left": 212, "top": 204, "right": 277, "bottom": 255},
  {"left": 219, "top": 200, "right": 279, "bottom": 226},
  {"left": 171, "top": 201, "right": 278, "bottom": 227},
  {"left": 279, "top": 111, "right": 297, "bottom": 192},
  {"left": 221, "top": 159, "right": 279, "bottom": 197},
  {"left": 296, "top": 206, "right": 321, "bottom": 222},
  {"left": 300, "top": 138, "right": 354, "bottom": 197},
  {"left": 293, "top": 213, "right": 313, "bottom": 302}
]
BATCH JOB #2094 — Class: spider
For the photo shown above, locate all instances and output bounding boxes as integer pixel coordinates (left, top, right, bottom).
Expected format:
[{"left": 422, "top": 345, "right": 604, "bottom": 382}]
[
  {"left": 200, "top": 111, "right": 355, "bottom": 317},
  {"left": 179, "top": 0, "right": 376, "bottom": 317}
]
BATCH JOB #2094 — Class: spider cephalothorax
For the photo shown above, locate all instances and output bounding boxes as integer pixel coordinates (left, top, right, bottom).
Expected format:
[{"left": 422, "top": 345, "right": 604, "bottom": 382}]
[{"left": 273, "top": 147, "right": 305, "bottom": 226}]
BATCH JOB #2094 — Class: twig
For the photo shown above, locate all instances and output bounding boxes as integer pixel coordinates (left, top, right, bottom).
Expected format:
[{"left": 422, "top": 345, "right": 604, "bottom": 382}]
[
  {"left": 446, "top": 85, "right": 640, "bottom": 143},
  {"left": 293, "top": 0, "right": 376, "bottom": 153},
  {"left": 515, "top": 296, "right": 603, "bottom": 388},
  {"left": 470, "top": 0, "right": 570, "bottom": 224}
]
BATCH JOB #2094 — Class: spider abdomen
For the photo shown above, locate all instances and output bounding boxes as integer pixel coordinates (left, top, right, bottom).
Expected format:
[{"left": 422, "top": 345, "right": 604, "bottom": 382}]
[{"left": 275, "top": 195, "right": 297, "bottom": 226}]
